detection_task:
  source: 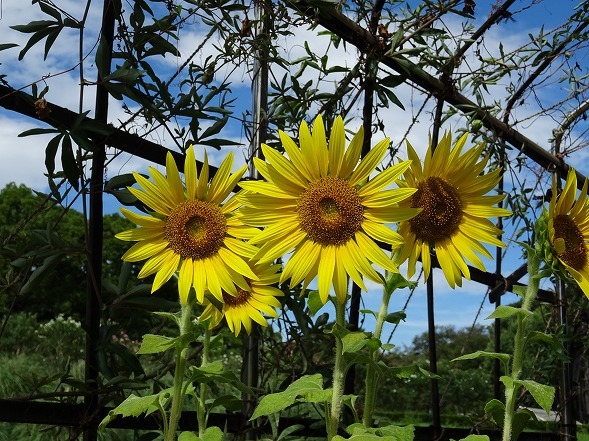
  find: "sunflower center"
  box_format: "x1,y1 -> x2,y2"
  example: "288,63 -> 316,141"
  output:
297,176 -> 364,246
408,176 -> 463,243
553,214 -> 587,271
165,199 -> 227,260
222,288 -> 251,307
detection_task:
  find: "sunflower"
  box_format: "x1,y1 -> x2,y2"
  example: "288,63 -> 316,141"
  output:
394,132 -> 512,288
547,168 -> 589,299
116,146 -> 260,305
239,115 -> 418,304
199,261 -> 284,335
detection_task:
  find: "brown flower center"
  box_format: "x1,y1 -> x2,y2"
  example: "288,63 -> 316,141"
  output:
222,287 -> 251,307
165,200 -> 227,260
553,214 -> 587,271
297,176 -> 364,246
409,176 -> 463,243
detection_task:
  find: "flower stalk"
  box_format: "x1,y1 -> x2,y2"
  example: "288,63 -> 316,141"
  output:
165,303 -> 192,441
363,287 -> 393,428
501,249 -> 539,441
197,326 -> 212,437
327,300 -> 347,441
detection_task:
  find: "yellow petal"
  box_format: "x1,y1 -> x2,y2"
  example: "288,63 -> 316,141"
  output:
281,239 -> 321,286
116,228 -> 164,242
358,160 -> 412,197
166,151 -> 184,203
122,239 -> 169,262
185,145 -> 197,200
340,126 -> 363,178
254,230 -> 306,264
138,249 -> 173,278
338,245 -> 367,291
362,220 -> 404,247
128,187 -> 171,216
328,116 -> 345,177
218,247 -> 258,280
279,131 -> 315,182
193,260 -> 207,303
120,208 -> 165,228
310,116 -> 329,177
361,188 -> 417,208
355,231 -> 397,273
152,252 -> 180,292
317,246 -> 336,304
261,144 -> 308,190
349,137 -> 388,186
208,153 -> 234,203
197,150 -> 210,199
178,258 -> 194,305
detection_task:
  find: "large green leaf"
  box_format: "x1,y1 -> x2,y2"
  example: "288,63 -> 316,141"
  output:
250,373 -> 324,420
99,390 -> 171,429
516,379 -> 555,414
137,334 -> 177,354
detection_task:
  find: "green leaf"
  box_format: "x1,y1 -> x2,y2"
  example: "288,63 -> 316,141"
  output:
20,254 -> 62,295
277,425 -> 305,440
178,432 -> 200,441
484,399 -> 504,426
451,436 -> 490,441
250,374 -> 324,420
61,134 -> 79,189
189,360 -> 252,394
516,379 -> 555,414
99,390 -> 171,429
526,331 -> 563,350
307,290 -> 324,315
19,128 -> 60,137
341,331 -> 369,354
137,334 -> 177,354
201,426 -> 223,441
103,67 -> 145,84
452,351 -> 510,372
512,408 -> 537,441
11,20 -> 56,33
0,43 -> 18,51
343,423 -> 414,441
384,272 -> 416,295
384,311 -> 407,325
45,133 -> 63,175
210,395 -> 242,412
486,305 -> 532,320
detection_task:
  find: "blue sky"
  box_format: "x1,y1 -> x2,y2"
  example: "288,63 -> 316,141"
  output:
0,0 -> 587,347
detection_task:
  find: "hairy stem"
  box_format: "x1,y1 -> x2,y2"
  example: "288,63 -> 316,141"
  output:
502,250 -> 539,441
198,326 -> 212,437
165,303 -> 192,441
328,300 -> 347,441
363,288 -> 393,427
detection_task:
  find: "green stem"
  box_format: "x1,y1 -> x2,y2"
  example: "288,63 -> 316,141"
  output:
363,288 -> 393,428
197,326 -> 211,437
502,250 -> 540,441
165,303 -> 192,441
327,300 -> 347,441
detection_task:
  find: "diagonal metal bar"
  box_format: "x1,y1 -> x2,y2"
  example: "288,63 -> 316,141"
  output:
0,84 -> 218,176
286,0 -> 587,187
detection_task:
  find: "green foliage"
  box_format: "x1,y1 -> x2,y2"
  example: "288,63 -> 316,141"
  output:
251,373 -> 326,419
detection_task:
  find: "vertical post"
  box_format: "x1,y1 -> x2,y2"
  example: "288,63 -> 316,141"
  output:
494,149 -> 505,400
427,99 -> 444,438
345,50 -> 377,406
553,128 -> 577,441
84,1 -> 116,440
243,0 -> 269,435
556,280 -> 577,440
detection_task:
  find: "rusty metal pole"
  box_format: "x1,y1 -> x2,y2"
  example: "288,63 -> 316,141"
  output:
84,0 -> 116,439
